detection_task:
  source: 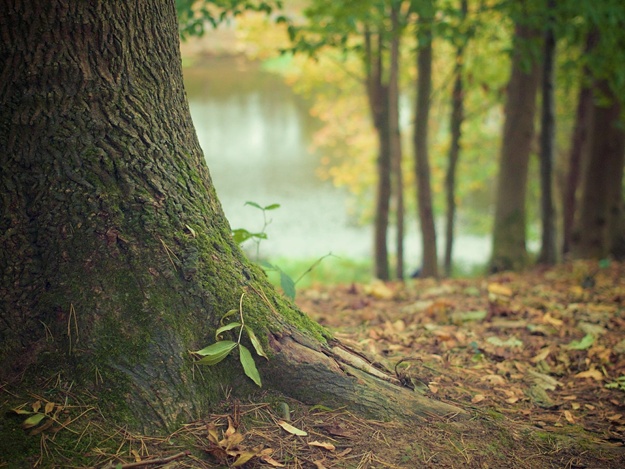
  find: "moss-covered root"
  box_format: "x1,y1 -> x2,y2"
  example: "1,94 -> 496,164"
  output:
262,330 -> 466,422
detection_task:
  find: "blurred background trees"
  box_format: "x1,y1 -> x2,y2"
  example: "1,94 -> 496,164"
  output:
177,0 -> 625,279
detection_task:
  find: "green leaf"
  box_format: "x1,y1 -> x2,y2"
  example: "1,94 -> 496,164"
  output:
244,201 -> 263,210
239,344 -> 262,387
245,326 -> 268,359
279,270 -> 296,300
232,229 -> 267,244
567,334 -> 595,350
22,413 -> 46,429
221,309 -> 239,322
216,322 -> 241,339
260,260 -> 276,270
13,408 -> 32,415
263,203 -> 281,210
194,341 -> 237,365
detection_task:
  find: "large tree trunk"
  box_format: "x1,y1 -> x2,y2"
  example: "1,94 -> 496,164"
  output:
490,23 -> 540,272
443,0 -> 467,278
537,0 -> 557,265
365,29 -> 392,281
0,0 -> 461,435
413,0 -> 438,278
572,82 -> 625,259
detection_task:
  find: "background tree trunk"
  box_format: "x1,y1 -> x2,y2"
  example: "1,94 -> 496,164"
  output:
537,0 -> 557,265
390,2 -> 405,280
443,0 -> 467,278
572,81 -> 625,259
0,0 -> 462,435
365,29 -> 392,280
414,0 -> 438,278
562,33 -> 595,257
490,23 -> 540,272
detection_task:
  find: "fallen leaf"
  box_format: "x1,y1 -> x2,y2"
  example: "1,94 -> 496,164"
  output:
313,461 -> 328,469
575,369 -> 603,381
232,451 -> 258,467
564,410 -> 575,424
44,401 -> 55,414
309,441 -> 336,451
530,347 -> 551,363
481,374 -> 506,385
543,313 -> 563,327
527,369 -> 562,390
488,283 -> 513,297
471,394 -> 486,404
607,414 -> 623,421
278,420 -> 307,436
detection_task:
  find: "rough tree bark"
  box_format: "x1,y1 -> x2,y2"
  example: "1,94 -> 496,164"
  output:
490,23 -> 540,272
562,33 -> 595,256
413,0 -> 439,278
571,82 -> 625,259
443,0 -> 467,278
0,0 -> 461,435
537,0 -> 557,265
365,28 -> 392,281
389,2 -> 405,280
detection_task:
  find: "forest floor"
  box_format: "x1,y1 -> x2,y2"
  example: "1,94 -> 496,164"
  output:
4,260 -> 625,468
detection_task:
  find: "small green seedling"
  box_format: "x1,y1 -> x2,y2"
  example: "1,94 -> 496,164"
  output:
232,201 -> 331,300
232,201 -> 280,261
191,294 -> 267,387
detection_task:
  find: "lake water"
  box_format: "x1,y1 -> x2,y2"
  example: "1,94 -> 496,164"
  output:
183,56 -> 491,271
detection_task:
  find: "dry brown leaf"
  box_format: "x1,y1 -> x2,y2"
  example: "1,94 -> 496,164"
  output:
471,394 -> 486,404
278,420 -> 307,436
309,441 -> 336,451
44,401 -> 55,414
260,455 -> 285,467
607,414 -> 623,421
225,416 -> 236,437
232,451 -> 257,467
488,283 -> 513,297
131,449 -> 141,462
542,313 -> 563,327
207,423 -> 220,444
481,374 -> 506,385
32,400 -> 41,413
530,347 -> 551,363
574,369 -> 603,381
313,460 -> 328,469
336,448 -> 353,457
564,410 -> 575,424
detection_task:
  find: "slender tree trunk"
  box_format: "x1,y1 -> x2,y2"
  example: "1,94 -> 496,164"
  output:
365,29 -> 392,280
414,0 -> 438,278
490,23 -> 540,272
572,82 -> 625,259
390,3 -> 405,280
0,0 -> 461,435
537,0 -> 557,265
562,33 -> 595,256
444,0 -> 467,278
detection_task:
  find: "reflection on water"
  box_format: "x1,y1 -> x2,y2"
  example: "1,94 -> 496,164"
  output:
184,56 -> 490,268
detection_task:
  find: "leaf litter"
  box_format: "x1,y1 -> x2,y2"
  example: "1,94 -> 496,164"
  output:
4,260 -> 625,468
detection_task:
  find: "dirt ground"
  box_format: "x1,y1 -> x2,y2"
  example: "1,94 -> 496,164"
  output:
3,260 -> 625,468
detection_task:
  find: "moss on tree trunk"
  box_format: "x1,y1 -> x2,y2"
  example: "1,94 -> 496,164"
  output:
0,0 -> 463,436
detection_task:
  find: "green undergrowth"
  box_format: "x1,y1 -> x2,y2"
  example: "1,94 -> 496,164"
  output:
262,256 -> 373,289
